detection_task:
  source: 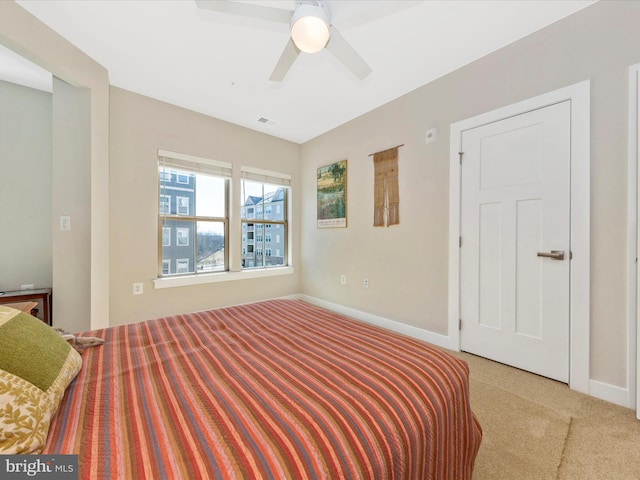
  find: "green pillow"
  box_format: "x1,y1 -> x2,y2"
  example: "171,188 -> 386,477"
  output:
0,306 -> 82,454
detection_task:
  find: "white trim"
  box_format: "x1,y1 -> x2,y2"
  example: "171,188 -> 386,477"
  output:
589,379 -> 629,409
153,266 -> 294,289
449,80 -> 591,394
630,63 -> 640,417
297,295 -> 452,349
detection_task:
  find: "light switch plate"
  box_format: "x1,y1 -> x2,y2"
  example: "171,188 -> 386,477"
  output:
60,215 -> 71,231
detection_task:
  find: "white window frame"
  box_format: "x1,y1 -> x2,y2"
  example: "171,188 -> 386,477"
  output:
240,174 -> 287,270
157,149 -> 230,279
162,260 -> 171,275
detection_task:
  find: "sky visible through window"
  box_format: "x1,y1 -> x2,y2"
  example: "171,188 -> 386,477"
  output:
191,176 -> 274,235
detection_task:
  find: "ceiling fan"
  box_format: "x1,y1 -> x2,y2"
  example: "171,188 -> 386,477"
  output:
195,0 -> 372,81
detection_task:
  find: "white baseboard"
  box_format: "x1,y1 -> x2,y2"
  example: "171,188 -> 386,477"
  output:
286,294 -> 634,411
589,379 -> 631,409
293,294 -> 455,351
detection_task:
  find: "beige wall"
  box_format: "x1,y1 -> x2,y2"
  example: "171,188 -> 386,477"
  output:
0,80 -> 52,293
51,77 -> 91,333
0,1 -> 110,330
108,87 -> 301,325
300,1 -> 640,389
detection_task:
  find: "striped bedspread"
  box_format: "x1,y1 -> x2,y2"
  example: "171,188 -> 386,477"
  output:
44,299 -> 481,479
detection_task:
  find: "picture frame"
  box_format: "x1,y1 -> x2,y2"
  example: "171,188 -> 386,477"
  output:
317,159 -> 347,228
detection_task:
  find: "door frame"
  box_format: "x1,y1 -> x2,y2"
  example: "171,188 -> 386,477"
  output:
448,80 -> 591,394
630,63 -> 639,418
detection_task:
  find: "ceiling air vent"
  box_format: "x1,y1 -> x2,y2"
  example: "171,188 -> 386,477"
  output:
257,117 -> 276,126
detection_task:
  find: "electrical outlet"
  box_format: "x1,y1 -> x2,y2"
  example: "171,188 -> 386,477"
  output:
132,282 -> 143,295
340,274 -> 347,285
21,284 -> 34,290
363,278 -> 369,288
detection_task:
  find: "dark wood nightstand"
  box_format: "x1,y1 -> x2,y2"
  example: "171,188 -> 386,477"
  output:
0,288 -> 52,325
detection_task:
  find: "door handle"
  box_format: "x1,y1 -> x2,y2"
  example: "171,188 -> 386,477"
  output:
537,250 -> 565,260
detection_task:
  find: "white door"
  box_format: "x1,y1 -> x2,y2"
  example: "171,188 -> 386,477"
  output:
460,101 -> 571,383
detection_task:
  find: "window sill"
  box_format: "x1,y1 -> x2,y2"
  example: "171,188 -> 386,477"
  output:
153,266 -> 294,290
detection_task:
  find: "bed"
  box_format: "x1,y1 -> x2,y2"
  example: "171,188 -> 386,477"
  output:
42,299 -> 481,479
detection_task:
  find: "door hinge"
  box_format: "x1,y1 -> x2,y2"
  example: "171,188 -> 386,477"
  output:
459,236 -> 462,248
459,319 -> 462,330
458,151 -> 464,164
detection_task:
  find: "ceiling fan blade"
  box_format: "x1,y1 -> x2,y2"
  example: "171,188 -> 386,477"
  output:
325,25 -> 372,80
195,0 -> 291,23
269,39 -> 300,82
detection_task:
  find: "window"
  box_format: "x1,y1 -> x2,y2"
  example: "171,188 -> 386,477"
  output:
160,195 -> 171,214
155,151 -> 292,286
176,196 -> 189,216
158,150 -> 231,277
176,228 -> 190,246
240,167 -> 290,270
176,259 -> 189,274
162,227 -> 171,247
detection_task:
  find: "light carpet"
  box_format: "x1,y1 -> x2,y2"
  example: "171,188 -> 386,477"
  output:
447,350 -> 640,480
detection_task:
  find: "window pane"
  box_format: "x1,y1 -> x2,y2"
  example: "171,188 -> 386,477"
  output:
241,179 -> 287,270
196,221 -> 225,272
162,219 -> 195,275
159,159 -> 228,277
196,175 -> 226,217
242,180 -> 285,221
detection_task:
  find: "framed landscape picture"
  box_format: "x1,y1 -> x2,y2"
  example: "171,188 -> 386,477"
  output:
317,160 -> 347,228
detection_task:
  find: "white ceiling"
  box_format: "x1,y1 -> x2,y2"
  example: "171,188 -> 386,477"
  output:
9,0 -> 596,144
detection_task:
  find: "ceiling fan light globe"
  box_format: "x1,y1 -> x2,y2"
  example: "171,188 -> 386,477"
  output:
291,15 -> 329,53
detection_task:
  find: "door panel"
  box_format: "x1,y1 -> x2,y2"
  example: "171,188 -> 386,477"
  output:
460,101 -> 571,382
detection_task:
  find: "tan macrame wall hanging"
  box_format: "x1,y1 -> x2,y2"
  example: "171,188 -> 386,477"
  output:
371,145 -> 403,227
